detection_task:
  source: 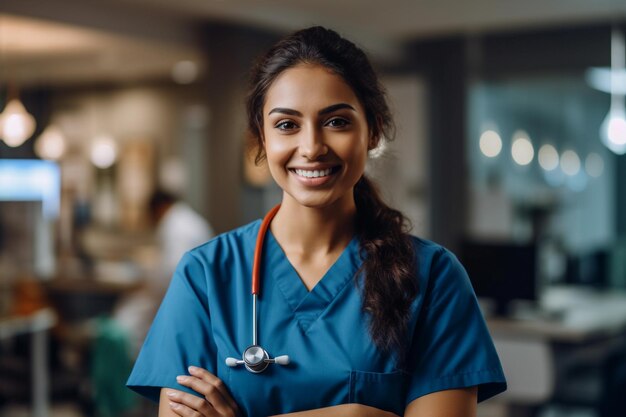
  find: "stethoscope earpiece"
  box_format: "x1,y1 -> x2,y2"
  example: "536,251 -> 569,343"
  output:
225,205 -> 290,374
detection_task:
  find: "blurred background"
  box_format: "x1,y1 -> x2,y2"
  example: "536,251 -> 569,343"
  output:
1,1 -> 626,416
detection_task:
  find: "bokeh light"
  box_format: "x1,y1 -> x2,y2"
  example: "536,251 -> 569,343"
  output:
511,131 -> 534,166
560,150 -> 581,176
585,152 -> 604,178
479,129 -> 502,157
538,144 -> 559,171
90,135 -> 118,169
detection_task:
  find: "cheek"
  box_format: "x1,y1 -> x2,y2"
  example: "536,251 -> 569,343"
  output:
337,139 -> 368,169
350,155 -> 367,181
263,137 -> 293,174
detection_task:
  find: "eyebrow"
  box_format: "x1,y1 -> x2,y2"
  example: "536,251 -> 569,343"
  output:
268,103 -> 356,117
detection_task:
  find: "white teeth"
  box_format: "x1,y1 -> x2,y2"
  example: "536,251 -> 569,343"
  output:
294,168 -> 333,178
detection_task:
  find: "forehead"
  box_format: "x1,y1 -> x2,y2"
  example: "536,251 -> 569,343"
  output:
263,64 -> 361,114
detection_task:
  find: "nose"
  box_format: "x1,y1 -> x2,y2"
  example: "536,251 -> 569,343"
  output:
299,125 -> 328,160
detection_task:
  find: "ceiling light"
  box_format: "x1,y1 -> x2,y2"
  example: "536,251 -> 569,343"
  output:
585,153 -> 604,178
586,67 -> 626,94
479,129 -> 502,157
560,150 -> 581,176
0,99 -> 37,147
90,135 -> 118,169
511,130 -> 534,166
35,125 -> 67,160
599,27 -> 626,155
538,144 -> 559,171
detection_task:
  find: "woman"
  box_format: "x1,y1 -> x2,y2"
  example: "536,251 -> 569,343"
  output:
127,26 -> 506,417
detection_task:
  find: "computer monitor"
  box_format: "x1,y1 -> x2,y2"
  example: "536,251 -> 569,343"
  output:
0,159 -> 60,219
460,240 -> 537,317
565,249 -> 608,288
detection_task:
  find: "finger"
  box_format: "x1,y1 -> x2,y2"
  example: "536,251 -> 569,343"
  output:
168,401 -> 204,417
167,390 -> 215,417
188,366 -> 240,415
177,375 -> 233,416
167,400 -> 186,417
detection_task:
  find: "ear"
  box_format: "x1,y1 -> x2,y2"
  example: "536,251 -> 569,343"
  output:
367,115 -> 384,150
368,131 -> 381,151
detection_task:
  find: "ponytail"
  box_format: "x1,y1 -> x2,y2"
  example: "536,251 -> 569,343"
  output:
354,175 -> 418,365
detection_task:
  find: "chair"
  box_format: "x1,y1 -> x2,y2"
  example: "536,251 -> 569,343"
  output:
492,336 -> 554,417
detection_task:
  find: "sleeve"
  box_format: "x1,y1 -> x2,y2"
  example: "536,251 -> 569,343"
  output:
126,252 -> 217,402
405,247 -> 507,406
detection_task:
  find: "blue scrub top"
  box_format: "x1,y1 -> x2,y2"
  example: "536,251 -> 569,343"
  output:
127,220 -> 506,416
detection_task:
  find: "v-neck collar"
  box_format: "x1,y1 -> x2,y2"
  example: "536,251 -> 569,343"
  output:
263,229 -> 362,332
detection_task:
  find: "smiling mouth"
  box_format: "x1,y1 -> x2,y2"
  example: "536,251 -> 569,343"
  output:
290,167 -> 340,178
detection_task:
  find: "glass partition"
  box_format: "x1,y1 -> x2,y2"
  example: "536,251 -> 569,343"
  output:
466,75 -> 622,291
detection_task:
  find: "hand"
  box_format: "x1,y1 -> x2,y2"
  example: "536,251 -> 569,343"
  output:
166,366 -> 241,417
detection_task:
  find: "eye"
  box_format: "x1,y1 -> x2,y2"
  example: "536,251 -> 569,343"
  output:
275,120 -> 298,131
325,117 -> 350,128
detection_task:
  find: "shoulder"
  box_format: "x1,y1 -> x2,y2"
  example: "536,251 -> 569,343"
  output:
407,236 -> 472,300
408,235 -> 463,273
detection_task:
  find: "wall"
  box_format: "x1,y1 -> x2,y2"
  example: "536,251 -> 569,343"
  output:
369,75 -> 431,238
201,25 -> 280,232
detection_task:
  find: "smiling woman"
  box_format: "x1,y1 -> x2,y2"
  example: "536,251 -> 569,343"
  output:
262,65 -> 370,211
126,26 -> 506,417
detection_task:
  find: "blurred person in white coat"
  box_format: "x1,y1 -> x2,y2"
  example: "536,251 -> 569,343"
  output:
149,190 -> 215,292
115,190 -> 214,353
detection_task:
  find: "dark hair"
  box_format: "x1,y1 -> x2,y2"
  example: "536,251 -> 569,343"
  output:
245,26 -> 418,363
149,190 -> 177,215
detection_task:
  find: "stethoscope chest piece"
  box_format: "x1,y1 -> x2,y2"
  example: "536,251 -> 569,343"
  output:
225,345 -> 290,373
244,345 -> 269,373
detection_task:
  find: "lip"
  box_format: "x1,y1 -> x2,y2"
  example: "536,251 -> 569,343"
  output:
288,165 -> 341,187
288,164 -> 339,171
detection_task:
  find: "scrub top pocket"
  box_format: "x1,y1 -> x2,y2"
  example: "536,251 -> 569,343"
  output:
349,370 -> 407,416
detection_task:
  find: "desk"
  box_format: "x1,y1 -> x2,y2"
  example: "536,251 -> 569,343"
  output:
487,285 -> 626,340
0,309 -> 57,417
45,278 -> 141,323
486,286 -> 626,412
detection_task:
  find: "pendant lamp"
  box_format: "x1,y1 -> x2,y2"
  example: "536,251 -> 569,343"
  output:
0,98 -> 36,147
600,27 -> 626,155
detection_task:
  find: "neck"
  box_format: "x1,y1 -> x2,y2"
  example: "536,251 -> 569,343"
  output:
270,194 -> 356,255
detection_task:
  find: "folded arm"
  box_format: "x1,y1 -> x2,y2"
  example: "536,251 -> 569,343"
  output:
270,404 -> 398,417
162,366 -> 477,417
272,386 -> 478,417
404,387 -> 478,417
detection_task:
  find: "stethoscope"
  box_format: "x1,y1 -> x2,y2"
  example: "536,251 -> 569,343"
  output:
225,204 -> 290,373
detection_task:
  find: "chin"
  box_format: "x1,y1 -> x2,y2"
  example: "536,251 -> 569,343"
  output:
291,197 -> 335,209
284,190 -> 351,211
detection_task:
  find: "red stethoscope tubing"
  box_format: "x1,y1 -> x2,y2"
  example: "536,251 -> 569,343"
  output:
226,203 -> 290,371
252,204 -> 281,295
